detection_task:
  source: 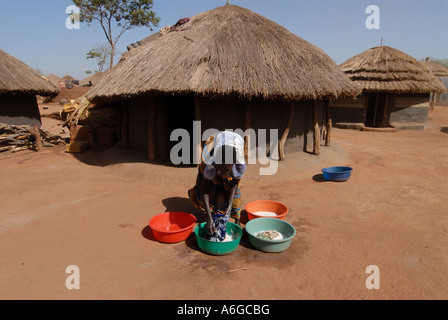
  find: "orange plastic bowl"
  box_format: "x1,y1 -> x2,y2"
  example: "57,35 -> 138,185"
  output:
245,200 -> 289,221
149,212 -> 197,243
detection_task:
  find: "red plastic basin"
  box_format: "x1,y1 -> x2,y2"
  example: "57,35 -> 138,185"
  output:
149,212 -> 197,243
245,200 -> 289,221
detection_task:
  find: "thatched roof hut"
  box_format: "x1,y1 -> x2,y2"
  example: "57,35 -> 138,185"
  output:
87,5 -> 359,103
0,49 -> 58,126
45,74 -> 62,86
422,60 -> 448,78
341,46 -> 446,94
80,71 -> 107,87
422,60 -> 448,106
331,46 -> 446,129
0,50 -> 59,97
86,5 -> 361,162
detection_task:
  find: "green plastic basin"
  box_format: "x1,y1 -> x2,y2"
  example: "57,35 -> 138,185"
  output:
195,222 -> 243,256
245,218 -> 296,253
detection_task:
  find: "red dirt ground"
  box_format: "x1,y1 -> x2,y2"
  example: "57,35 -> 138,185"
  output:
51,87 -> 91,103
0,106 -> 447,300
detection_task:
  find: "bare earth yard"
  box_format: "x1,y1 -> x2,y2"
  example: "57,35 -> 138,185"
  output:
1,105 -> 447,300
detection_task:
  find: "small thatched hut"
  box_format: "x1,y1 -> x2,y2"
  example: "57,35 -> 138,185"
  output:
0,49 -> 59,126
87,5 -> 360,163
330,46 -> 446,129
422,59 -> 448,106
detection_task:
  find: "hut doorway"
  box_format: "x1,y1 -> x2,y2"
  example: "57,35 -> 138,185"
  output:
165,95 -> 196,165
365,93 -> 388,127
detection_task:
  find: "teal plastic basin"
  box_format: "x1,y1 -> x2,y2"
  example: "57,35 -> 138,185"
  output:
245,218 -> 296,253
195,222 -> 243,256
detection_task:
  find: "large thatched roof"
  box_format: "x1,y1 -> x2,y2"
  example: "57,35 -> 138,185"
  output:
422,60 -> 448,78
0,49 -> 59,97
341,46 -> 446,94
87,5 -> 361,103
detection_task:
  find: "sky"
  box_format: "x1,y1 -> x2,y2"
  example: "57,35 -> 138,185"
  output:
0,0 -> 447,80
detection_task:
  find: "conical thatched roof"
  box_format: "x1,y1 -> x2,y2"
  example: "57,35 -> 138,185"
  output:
0,49 -> 59,97
422,60 -> 448,78
80,71 -> 107,87
87,5 -> 361,103
45,74 -> 61,86
341,46 -> 446,94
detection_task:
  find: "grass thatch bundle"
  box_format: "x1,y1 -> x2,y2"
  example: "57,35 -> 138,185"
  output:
0,49 -> 59,97
87,5 -> 361,103
422,60 -> 448,78
341,46 -> 446,94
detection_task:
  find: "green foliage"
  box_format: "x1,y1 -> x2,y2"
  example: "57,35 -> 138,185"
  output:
73,0 -> 160,30
86,43 -> 119,72
72,0 -> 160,69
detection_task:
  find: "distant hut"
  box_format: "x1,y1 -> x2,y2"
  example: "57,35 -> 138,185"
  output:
58,75 -> 77,89
45,74 -> 62,86
86,5 -> 360,163
422,59 -> 448,106
80,71 -> 106,87
330,46 -> 446,129
0,49 -> 59,126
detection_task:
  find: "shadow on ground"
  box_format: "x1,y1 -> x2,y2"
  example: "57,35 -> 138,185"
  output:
71,143 -> 196,168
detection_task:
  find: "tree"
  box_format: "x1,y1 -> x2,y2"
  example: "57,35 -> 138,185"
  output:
73,0 -> 160,70
86,43 -> 119,72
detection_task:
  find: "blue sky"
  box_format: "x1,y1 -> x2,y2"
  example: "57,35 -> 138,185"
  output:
0,0 -> 447,80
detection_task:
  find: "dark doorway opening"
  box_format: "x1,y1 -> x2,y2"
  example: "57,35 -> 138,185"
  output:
165,95 -> 196,165
365,93 -> 387,127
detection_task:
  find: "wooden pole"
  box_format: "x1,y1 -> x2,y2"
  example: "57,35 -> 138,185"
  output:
373,92 -> 380,127
429,93 -> 435,111
313,100 -> 320,155
244,102 -> 251,161
363,93 -> 369,125
382,94 -> 390,127
148,97 -> 156,162
194,95 -> 202,165
324,100 -> 332,147
278,102 -> 294,160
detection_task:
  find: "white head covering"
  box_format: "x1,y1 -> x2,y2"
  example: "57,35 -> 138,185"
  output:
202,131 -> 246,180
203,131 -> 245,165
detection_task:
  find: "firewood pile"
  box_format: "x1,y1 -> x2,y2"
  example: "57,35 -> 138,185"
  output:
0,123 -> 65,153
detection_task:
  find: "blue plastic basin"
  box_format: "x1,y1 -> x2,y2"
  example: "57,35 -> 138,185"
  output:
321,166 -> 353,182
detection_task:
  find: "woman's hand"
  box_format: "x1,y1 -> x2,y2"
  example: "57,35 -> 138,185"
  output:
206,215 -> 217,235
224,179 -> 239,220
224,206 -> 232,221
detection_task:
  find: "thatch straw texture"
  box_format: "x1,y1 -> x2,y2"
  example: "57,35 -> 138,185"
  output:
341,46 -> 446,94
87,5 -> 361,103
422,61 -> 448,78
45,74 -> 61,86
80,71 -> 107,87
0,49 -> 59,97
